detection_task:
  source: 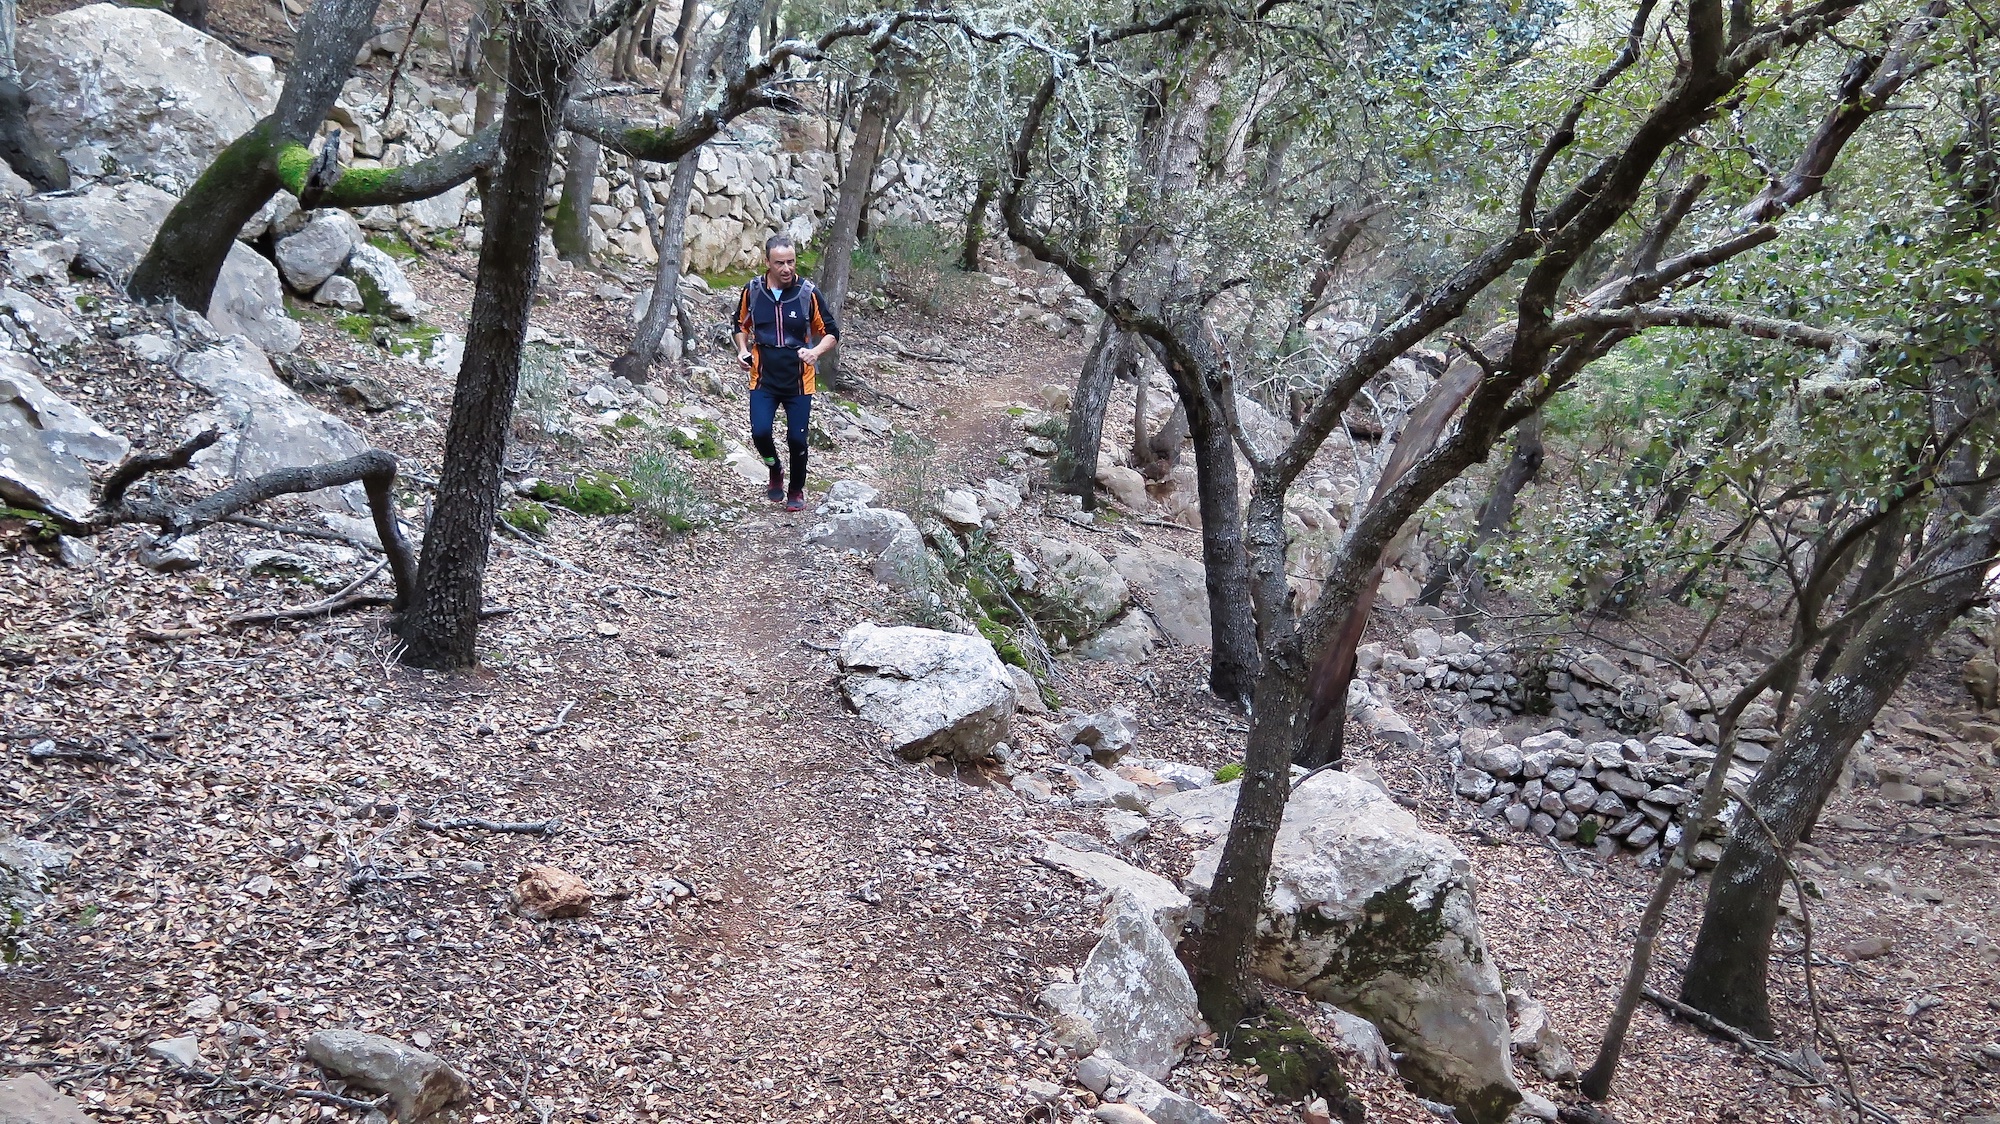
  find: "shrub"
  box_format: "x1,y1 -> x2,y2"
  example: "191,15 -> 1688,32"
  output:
665,418 -> 725,460
514,341 -> 569,436
1214,763 -> 1244,783
885,430 -> 939,520
626,448 -> 711,533
501,501 -> 552,537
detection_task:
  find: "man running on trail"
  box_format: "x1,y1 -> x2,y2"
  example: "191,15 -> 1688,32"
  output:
735,235 -> 839,512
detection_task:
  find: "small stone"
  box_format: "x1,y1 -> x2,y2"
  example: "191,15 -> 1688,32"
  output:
305,1029 -> 470,1121
1503,803 -> 1531,831
1538,791 -> 1565,815
1093,1106 -> 1156,1124
1591,791 -> 1628,817
1454,766 -> 1497,801
138,534 -> 202,572
1519,752 -> 1551,779
1561,782 -> 1599,813
147,1035 -> 203,1069
313,275 -> 366,311
1626,822 -> 1660,849
1647,783 -> 1693,806
1555,811 -> 1580,840
1609,812 -> 1644,837
1467,743 -> 1523,777
1544,766 -> 1577,792
1843,935 -> 1893,961
183,994 -> 222,1021
1530,812 -> 1557,836
512,864 -> 593,919
1102,809 -> 1149,846
0,1075 -> 94,1124
1691,840 -> 1723,868
1880,780 -> 1924,804
53,535 -> 97,568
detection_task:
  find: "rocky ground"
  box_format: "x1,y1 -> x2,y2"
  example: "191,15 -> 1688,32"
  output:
4,197 -> 1997,1123
2,2 -> 1998,1121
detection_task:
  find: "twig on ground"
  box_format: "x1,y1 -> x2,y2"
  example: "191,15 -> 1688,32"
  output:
184,1065 -> 389,1113
985,1009 -> 1049,1029
229,561 -> 391,626
529,701 -> 577,735
222,513 -> 384,554
23,794 -> 91,835
1640,988 -> 1898,1124
416,816 -> 564,836
26,740 -> 122,765
495,520 -> 673,597
801,639 -> 842,652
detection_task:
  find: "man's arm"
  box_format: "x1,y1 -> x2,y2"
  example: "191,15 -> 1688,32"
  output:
805,291 -> 840,361
734,286 -> 753,366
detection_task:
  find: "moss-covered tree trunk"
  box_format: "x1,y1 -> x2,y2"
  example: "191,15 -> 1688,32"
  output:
128,0 -> 383,310
612,152 -> 699,381
397,0 -> 576,670
550,0 -> 600,267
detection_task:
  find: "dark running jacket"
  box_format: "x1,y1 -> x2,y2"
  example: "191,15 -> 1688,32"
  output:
736,277 -> 839,394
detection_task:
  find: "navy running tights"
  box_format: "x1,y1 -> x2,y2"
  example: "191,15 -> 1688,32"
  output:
749,386 -> 811,490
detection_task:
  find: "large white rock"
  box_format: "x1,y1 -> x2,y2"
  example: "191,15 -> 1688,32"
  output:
1038,842 -> 1189,940
838,623 -> 1016,761
22,181 -> 176,281
805,506 -> 929,590
1075,1051 -> 1226,1124
275,211 -> 362,294
19,4 -> 280,190
209,243 -> 302,355
346,243 -> 422,320
0,288 -> 83,351
174,337 -> 371,510
1038,894 -> 1205,1081
1076,610 -> 1162,664
1179,772 -> 1520,1124
0,1074 -> 95,1124
1110,545 -> 1209,646
0,357 -> 125,522
1027,535 -> 1129,633
399,182 -> 470,232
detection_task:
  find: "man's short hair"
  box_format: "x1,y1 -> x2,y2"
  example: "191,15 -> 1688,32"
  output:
764,234 -> 796,257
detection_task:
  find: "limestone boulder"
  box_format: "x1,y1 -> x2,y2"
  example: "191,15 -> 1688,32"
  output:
0,1074 -> 94,1124
209,243 -> 302,355
1077,610 -> 1162,664
1096,463 -> 1149,510
0,835 -> 71,914
1026,535 -> 1129,633
1037,842 -> 1189,940
1179,772 -> 1520,1124
22,181 -> 175,281
1038,894 -> 1204,1081
19,4 -> 280,190
346,243 -> 422,320
275,211 -> 362,294
0,358 -> 126,522
838,623 -> 1016,761
1110,545 -> 1209,647
174,337 -> 371,510
0,289 -> 83,351
804,505 -> 929,589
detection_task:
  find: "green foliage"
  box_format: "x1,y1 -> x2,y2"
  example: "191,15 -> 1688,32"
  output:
501,501 -> 552,538
626,447 -> 712,533
856,220 -> 975,315
514,342 -> 569,437
1023,415 -> 1066,442
884,430 -> 940,520
529,472 -> 636,516
1214,762 -> 1244,783
665,418 -> 727,460
367,233 -> 420,261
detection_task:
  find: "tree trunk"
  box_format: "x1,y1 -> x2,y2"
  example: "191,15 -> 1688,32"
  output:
1810,510 -> 1907,679
663,0 -> 699,109
1419,408 -> 1543,621
128,0 -> 383,311
815,67 -> 894,389
396,0 -> 573,670
172,0 -> 208,33
551,0 -> 601,268
611,152 -> 699,381
472,0 -> 509,137
1184,368 -> 1260,705
960,171 -> 995,272
1056,322 -> 1131,505
1680,501 -> 2000,1035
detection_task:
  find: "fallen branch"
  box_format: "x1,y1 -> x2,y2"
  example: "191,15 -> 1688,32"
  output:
227,562 -> 391,626
24,794 -> 91,835
175,1065 -> 388,1113
26,739 -> 121,765
528,701 -> 576,735
416,816 -> 563,836
1641,988 -> 1898,1124
222,513 -> 384,554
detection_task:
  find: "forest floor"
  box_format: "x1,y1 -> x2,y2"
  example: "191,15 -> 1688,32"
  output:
5,224 -> 1997,1124
4,0 -> 1999,1121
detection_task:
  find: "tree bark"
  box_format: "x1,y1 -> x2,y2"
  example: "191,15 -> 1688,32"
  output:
1418,408 -> 1544,622
611,152 -> 699,381
1680,500 -> 2000,1035
396,0 -> 575,670
815,67 -> 895,389
959,171 -> 995,272
550,0 -> 602,267
1056,322 -> 1131,504
1810,509 -> 1907,679
129,0 -> 384,310
472,0 -> 509,135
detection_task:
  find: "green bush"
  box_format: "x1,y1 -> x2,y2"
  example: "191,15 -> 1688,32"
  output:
529,472 -> 635,516
885,430 -> 939,520
514,341 -> 569,436
626,449 -> 710,533
1214,763 -> 1244,783
665,418 -> 726,460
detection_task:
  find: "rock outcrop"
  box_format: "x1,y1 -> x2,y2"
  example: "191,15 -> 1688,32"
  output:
174,336 -> 372,510
1174,773 -> 1520,1124
19,3 -> 280,190
838,623 -> 1016,761
0,358 -> 125,522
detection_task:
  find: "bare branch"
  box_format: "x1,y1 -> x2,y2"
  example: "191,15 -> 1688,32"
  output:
1551,303 -> 1889,351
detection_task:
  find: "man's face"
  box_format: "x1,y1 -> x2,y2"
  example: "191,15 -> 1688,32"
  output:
766,247 -> 798,287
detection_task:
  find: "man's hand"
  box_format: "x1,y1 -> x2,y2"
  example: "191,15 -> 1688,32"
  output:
798,347 -> 816,364
738,350 -> 752,368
